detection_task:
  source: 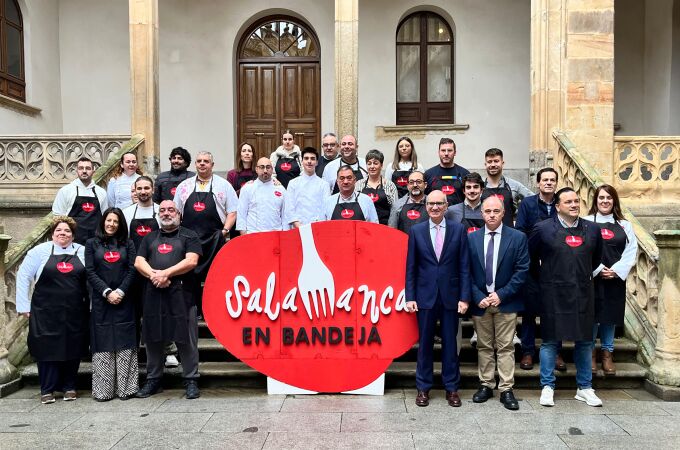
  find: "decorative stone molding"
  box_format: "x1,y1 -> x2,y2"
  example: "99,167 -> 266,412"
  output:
334,0 -> 358,137
374,124 -> 469,140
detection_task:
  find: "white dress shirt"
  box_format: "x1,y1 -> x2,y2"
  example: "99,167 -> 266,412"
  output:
107,173 -> 141,209
323,192 -> 379,223
52,179 -> 108,216
484,224 -> 503,293
122,203 -> 160,233
284,172 -> 330,226
583,213 -> 638,279
321,157 -> 368,190
174,175 -> 238,223
236,179 -> 287,233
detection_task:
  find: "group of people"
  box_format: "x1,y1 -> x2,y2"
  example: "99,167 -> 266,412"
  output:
17,132 -> 637,410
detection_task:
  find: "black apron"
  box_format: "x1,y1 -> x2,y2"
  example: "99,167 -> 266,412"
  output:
539,223 -> 595,341
481,178 -> 515,227
159,171 -> 191,201
68,186 -> 101,245
331,193 -> 366,221
129,205 -> 160,250
181,179 -> 225,280
275,155 -> 301,188
397,201 -> 427,234
428,175 -> 463,206
89,239 -> 137,353
361,180 -> 390,225
332,161 -> 367,194
236,171 -> 256,189
461,205 -> 484,235
391,169 -> 412,199
142,230 -> 193,344
28,245 -> 88,361
594,216 -> 628,325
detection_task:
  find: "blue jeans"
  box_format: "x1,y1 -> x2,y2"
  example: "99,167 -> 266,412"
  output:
540,340 -> 593,389
521,314 -> 562,356
593,323 -> 615,353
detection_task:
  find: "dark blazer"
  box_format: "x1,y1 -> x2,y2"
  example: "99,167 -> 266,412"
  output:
406,219 -> 471,309
467,225 -> 529,316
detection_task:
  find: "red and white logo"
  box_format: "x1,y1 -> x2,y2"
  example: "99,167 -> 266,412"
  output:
340,209 -> 355,219
406,209 -> 421,220
280,162 -> 292,172
157,243 -> 173,254
467,227 -> 480,234
56,262 -> 74,273
492,194 -> 505,201
103,251 -> 121,263
193,202 -> 206,212
81,202 -> 95,213
367,193 -> 379,203
274,191 -> 283,197
170,187 -> 177,196
565,235 -> 584,247
203,222 -> 418,393
442,185 -> 455,195
396,176 -> 408,187
601,228 -> 615,240
136,225 -> 153,236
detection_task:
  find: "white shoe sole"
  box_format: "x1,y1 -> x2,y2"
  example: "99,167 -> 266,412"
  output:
539,398 -> 554,407
574,394 -> 602,407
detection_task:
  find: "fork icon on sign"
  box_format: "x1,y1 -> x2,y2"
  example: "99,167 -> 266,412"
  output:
297,224 -> 336,320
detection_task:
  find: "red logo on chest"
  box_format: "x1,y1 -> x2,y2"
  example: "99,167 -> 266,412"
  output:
136,225 -> 153,236
467,227 -> 480,234
396,176 -> 408,187
56,262 -> 74,273
103,251 -> 121,263
442,185 -> 455,195
565,235 -> 584,247
367,193 -> 379,203
193,202 -> 206,212
406,210 -> 421,220
601,228 -> 615,240
341,209 -> 355,219
274,191 -> 283,197
280,162 -> 292,172
170,187 -> 177,196
81,202 -> 95,213
158,243 -> 173,254
492,193 -> 505,201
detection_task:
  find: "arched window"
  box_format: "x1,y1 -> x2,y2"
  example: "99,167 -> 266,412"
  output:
396,12 -> 453,124
0,0 -> 25,102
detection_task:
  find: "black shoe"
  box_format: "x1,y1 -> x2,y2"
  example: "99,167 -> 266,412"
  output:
185,379 -> 200,400
500,390 -> 519,410
136,379 -> 163,398
472,386 -> 494,403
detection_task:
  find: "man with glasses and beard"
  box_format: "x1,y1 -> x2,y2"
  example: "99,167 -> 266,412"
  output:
388,170 -> 428,234
316,133 -> 340,177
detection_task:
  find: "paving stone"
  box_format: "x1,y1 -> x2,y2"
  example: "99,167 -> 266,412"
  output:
472,413 -> 627,435
156,397 -> 284,413
558,435 -> 680,449
65,412 -> 212,432
0,399 -> 40,412
608,415 -> 680,436
263,432 -> 414,449
653,401 -> 680,416
341,412 -> 480,433
514,388 -> 633,401
623,389 -> 663,401
2,387 -> 42,399
405,396 -> 534,413
202,412 -> 341,433
0,412 -> 84,433
281,397 -> 406,413
36,396 -> 166,413
413,432 -> 567,449
523,399 -> 669,415
0,431 -> 126,450
112,431 -> 267,450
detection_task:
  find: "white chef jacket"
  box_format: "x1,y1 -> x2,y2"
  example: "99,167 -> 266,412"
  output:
236,179 -> 287,233
107,173 -> 141,210
52,179 -> 108,216
583,213 -> 638,279
284,172 -> 331,226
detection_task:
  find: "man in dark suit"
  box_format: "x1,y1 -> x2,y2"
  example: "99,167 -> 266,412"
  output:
405,190 -> 471,407
468,196 -> 529,410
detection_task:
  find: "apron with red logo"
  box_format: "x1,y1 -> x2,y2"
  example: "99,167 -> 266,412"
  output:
159,171 -> 191,202
593,215 -> 628,325
539,223 -> 595,341
461,204 -> 484,234
28,245 -> 88,361
331,193 -> 366,221
428,175 -> 463,206
89,239 -> 136,353
361,180 -> 390,225
398,201 -> 427,234
332,161 -> 368,195
129,204 -> 160,250
275,156 -> 301,188
68,186 -> 101,245
391,169 -> 412,199
481,178 -> 515,227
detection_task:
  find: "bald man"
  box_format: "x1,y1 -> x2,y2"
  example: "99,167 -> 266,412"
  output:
236,157 -> 287,234
321,134 -> 368,194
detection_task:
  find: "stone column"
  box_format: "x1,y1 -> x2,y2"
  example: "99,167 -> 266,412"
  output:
0,230 -> 19,395
129,0 -> 160,175
334,0 -> 358,138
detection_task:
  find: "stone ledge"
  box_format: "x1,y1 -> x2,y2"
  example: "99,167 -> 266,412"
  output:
0,376 -> 22,398
0,94 -> 41,116
375,124 -> 469,140
644,379 -> 680,401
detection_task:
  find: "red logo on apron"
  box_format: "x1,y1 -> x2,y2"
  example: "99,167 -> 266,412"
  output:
280,162 -> 292,172
136,225 -> 152,236
56,262 -> 74,273
467,227 -> 480,234
396,176 -> 408,187
158,243 -> 173,254
170,187 -> 177,196
275,191 -> 283,197
81,202 -> 95,213
341,209 -> 355,219
565,235 -> 583,247
406,210 -> 421,220
103,251 -> 121,263
601,228 -> 615,240
240,181 -> 247,187
367,193 -> 379,203
493,194 -> 505,201
442,185 -> 455,195
193,202 -> 206,212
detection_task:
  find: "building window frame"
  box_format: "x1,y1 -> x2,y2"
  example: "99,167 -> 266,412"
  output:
0,0 -> 26,102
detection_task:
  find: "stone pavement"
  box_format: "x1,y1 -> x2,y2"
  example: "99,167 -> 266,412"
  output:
1,387 -> 680,449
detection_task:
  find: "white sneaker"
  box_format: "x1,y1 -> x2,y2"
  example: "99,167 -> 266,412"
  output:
165,355 -> 179,368
513,332 -> 521,346
575,388 -> 602,407
470,331 -> 477,347
539,386 -> 555,407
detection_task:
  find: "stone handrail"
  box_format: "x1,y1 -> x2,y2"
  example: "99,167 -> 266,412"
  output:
0,134 -> 145,377
553,131 -> 659,365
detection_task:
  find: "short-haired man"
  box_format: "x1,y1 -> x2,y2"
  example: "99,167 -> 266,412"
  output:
154,147 -> 195,203
445,172 -> 485,234
323,165 -> 378,222
425,138 -> 470,206
530,187 -> 603,408
124,176 -> 160,250
481,148 -> 533,227
388,170 -> 428,234
321,135 -> 368,194
52,157 -> 108,244
236,157 -> 287,234
134,200 -> 202,399
285,147 -> 331,227
467,196 -> 529,410
316,133 -> 340,177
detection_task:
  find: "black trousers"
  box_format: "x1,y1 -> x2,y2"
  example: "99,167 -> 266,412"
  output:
37,360 -> 80,395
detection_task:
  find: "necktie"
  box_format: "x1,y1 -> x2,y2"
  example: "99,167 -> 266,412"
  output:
435,224 -> 443,260
485,231 -> 497,287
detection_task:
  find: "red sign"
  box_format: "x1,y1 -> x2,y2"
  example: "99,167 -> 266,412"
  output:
406,209 -> 421,220
280,162 -> 292,172
601,228 -> 615,240
203,221 -> 418,392
103,251 -> 121,263
81,202 -> 95,213
396,176 -> 408,187
158,243 -> 173,254
367,193 -> 379,203
565,235 -> 583,247
274,191 -> 283,197
56,262 -> 74,273
442,185 -> 455,195
193,202 -> 206,212
340,209 -> 355,219
170,187 -> 177,196
467,227 -> 480,234
136,225 -> 153,236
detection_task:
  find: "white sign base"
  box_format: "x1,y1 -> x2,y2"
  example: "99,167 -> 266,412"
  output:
267,373 -> 385,396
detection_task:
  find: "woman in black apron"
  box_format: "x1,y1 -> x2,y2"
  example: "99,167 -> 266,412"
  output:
270,131 -> 302,188
16,217 -> 88,404
386,137 -> 424,199
585,185 -> 637,375
226,142 -> 257,195
357,149 -> 399,225
85,208 -> 138,401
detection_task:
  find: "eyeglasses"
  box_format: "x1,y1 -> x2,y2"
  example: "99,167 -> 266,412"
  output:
426,201 -> 447,207
340,142 -> 356,146
408,180 -> 424,185
322,143 -> 337,148
482,209 -> 502,214
256,165 -> 273,170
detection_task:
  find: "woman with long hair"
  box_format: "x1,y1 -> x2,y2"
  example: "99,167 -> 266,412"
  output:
385,137 -> 424,198
107,152 -> 143,209
227,142 -> 257,194
270,130 -> 302,188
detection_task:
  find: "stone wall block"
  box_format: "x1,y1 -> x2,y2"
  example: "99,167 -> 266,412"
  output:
567,0 -> 614,10
568,58 -> 614,82
567,34 -> 614,58
568,10 -> 614,34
